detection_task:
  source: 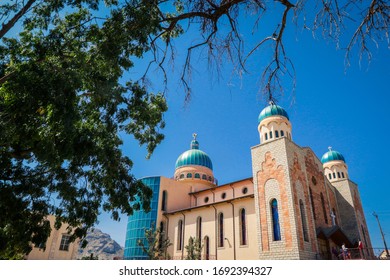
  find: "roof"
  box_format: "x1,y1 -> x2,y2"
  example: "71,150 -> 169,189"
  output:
316,225 -> 353,247
175,135 -> 213,170
258,104 -> 289,123
321,149 -> 345,164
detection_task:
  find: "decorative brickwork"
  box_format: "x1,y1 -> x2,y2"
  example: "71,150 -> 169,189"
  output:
290,152 -> 317,253
257,151 -> 292,251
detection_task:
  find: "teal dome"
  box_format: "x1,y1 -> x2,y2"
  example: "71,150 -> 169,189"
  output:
175,136 -> 213,170
258,104 -> 289,123
321,149 -> 345,164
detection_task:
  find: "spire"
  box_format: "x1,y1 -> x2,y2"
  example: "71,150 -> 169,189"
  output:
190,133 -> 199,149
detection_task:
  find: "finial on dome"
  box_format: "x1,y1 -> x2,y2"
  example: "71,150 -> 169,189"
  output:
190,133 -> 199,149
328,146 -> 332,151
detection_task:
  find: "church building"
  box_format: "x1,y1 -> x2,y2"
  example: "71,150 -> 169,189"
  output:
124,103 -> 373,260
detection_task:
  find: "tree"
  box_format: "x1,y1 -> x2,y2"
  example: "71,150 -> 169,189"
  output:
185,237 -> 203,260
0,1 -> 167,258
1,0 -> 388,259
137,226 -> 172,260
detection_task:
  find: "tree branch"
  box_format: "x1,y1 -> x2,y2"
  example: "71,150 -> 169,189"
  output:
0,0 -> 37,39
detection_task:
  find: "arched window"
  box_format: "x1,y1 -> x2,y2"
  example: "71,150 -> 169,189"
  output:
161,190 -> 167,211
265,133 -> 268,141
333,173 -> 336,179
180,174 -> 185,179
208,176 -> 212,182
337,172 -> 341,178
196,217 -> 202,240
281,130 -> 284,137
341,172 -> 345,178
320,193 -> 328,224
202,174 -> 207,180
275,130 -> 279,138
195,173 -> 200,179
269,131 -> 273,139
187,173 -> 192,178
177,220 -> 183,251
361,224 -> 368,249
309,187 -> 316,220
240,208 -> 247,245
300,200 -> 309,242
218,213 -> 224,247
271,199 -> 281,241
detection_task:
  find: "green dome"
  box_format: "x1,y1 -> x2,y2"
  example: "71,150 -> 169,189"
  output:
175,135 -> 213,170
258,104 -> 289,123
321,149 -> 345,164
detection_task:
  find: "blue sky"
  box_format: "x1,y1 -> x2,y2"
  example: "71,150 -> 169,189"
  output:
96,6 -> 390,254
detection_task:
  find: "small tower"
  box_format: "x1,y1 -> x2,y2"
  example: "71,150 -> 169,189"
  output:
321,147 -> 348,182
258,102 -> 292,144
174,133 -> 215,188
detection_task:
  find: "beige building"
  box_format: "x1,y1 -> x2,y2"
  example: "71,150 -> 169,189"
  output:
26,215 -> 79,260
124,103 -> 373,260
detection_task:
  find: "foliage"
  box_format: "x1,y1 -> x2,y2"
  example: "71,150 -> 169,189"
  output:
137,225 -> 172,260
185,237 -> 203,260
80,253 -> 99,260
1,0 -> 388,259
0,0 -> 167,258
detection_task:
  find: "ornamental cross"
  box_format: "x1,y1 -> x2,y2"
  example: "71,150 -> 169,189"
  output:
330,211 -> 336,226
193,133 -> 197,140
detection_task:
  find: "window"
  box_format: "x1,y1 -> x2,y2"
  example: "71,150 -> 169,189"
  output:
242,187 -> 248,194
196,217 -> 202,240
161,190 -> 167,211
312,176 -> 317,185
195,173 -> 200,179
333,173 -> 336,179
275,130 -> 279,138
337,172 -> 341,178
202,174 -> 207,180
341,172 -> 345,178
187,173 -> 192,178
300,200 -> 309,242
271,199 -> 281,241
221,192 -> 227,199
281,130 -> 284,137
218,213 -> 224,247
59,234 -> 71,251
265,133 -> 268,141
180,174 -> 185,179
309,187 -> 316,220
177,220 -> 183,251
269,131 -> 273,139
361,224 -> 368,249
320,193 -> 328,224
240,208 -> 247,245
204,197 -> 209,203
328,173 -> 332,180
208,176 -> 212,182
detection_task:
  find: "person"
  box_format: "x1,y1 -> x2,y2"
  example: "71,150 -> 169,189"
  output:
342,243 -> 350,259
